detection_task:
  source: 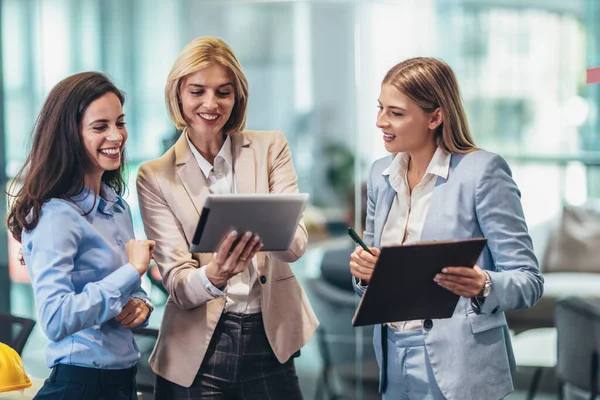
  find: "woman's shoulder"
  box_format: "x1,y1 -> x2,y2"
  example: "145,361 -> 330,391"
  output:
450,150 -> 513,187
139,147 -> 176,173
369,155 -> 394,179
22,199 -> 84,241
41,198 -> 87,217
453,149 -> 507,168
239,129 -> 286,145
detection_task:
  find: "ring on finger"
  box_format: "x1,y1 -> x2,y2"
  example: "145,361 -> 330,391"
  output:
239,257 -> 247,262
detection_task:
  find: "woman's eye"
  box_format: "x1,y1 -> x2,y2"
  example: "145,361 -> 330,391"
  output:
218,91 -> 231,97
93,125 -> 107,132
117,121 -> 127,128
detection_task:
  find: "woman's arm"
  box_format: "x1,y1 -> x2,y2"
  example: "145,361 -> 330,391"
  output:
474,154 -> 544,314
352,161 -> 378,296
268,131 -> 308,262
137,163 -> 218,310
23,201 -> 141,342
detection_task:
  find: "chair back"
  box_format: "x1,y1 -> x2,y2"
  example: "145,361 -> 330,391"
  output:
0,314 -> 36,355
556,297 -> 600,399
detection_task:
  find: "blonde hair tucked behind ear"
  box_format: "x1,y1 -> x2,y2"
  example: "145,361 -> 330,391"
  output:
165,36 -> 249,135
383,57 -> 477,154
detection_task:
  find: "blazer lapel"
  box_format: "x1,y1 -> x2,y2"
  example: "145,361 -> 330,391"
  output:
174,133 -> 211,216
420,175 -> 447,242
231,133 -> 256,194
231,133 -> 265,275
421,154 -> 456,242
374,175 -> 396,248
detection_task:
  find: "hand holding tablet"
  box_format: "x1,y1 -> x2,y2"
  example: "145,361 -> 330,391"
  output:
204,230 -> 263,288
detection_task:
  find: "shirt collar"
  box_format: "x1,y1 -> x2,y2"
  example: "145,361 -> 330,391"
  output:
71,183 -> 123,220
382,147 -> 451,180
186,132 -> 233,179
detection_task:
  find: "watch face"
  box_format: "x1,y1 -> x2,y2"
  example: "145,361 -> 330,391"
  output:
483,285 -> 491,297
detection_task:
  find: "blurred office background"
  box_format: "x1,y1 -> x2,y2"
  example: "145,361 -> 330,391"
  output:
1,0 -> 600,399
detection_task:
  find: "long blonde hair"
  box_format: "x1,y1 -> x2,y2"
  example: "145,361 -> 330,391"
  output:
165,36 -> 249,135
383,57 -> 477,154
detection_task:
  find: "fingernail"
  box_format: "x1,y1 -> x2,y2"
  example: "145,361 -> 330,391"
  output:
253,235 -> 260,242
260,243 -> 264,248
434,276 -> 439,282
442,268 -> 448,273
245,231 -> 252,238
230,231 -> 238,237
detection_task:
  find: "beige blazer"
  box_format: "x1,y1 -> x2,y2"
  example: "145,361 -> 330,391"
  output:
136,130 -> 319,387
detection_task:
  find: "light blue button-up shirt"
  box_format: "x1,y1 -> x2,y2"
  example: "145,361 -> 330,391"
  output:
22,184 -> 149,369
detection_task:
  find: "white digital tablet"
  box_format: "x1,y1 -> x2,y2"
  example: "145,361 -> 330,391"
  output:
189,193 -> 309,253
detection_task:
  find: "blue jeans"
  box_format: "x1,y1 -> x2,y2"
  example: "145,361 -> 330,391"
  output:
375,327 -> 446,400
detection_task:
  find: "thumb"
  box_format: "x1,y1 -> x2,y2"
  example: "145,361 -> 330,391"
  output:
370,247 -> 381,256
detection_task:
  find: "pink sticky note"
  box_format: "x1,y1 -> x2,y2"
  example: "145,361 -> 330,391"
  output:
587,67 -> 600,84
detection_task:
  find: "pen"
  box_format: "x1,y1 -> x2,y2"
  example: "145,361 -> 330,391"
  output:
347,227 -> 374,255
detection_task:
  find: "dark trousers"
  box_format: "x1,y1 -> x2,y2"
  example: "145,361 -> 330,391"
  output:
155,312 -> 303,400
33,364 -> 137,400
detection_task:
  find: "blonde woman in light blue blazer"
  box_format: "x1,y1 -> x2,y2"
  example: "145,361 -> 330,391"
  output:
349,58 -> 544,400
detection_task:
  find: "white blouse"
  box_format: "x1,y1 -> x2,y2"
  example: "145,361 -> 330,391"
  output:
380,147 -> 451,331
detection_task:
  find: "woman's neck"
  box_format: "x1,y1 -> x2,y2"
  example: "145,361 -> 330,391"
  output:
188,129 -> 226,165
84,174 -> 102,196
408,141 -> 437,179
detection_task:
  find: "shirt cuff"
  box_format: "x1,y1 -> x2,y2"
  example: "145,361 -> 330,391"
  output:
199,265 -> 226,298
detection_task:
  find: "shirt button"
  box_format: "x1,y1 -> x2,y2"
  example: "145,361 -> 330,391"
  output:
116,239 -> 123,246
260,275 -> 267,284
423,319 -> 433,330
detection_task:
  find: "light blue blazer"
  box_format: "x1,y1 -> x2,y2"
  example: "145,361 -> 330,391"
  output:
355,150 -> 544,400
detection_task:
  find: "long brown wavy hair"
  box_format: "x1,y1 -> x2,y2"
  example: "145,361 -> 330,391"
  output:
7,72 -> 127,242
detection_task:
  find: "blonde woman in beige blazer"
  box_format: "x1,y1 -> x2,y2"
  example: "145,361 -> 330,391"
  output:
136,36 -> 318,399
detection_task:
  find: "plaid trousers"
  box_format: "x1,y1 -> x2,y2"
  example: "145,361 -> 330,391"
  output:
154,312 -> 303,400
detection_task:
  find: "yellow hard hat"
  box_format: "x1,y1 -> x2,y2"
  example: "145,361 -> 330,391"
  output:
0,342 -> 32,393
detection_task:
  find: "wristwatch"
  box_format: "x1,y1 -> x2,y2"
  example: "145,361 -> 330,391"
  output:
479,271 -> 492,298
134,297 -> 154,315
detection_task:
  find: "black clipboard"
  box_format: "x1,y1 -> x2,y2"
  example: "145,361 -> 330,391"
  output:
352,238 -> 487,327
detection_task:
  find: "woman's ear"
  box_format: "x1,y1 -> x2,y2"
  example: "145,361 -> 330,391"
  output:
429,108 -> 444,131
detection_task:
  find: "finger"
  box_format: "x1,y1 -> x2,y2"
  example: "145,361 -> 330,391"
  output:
124,315 -> 145,329
115,311 -> 127,322
121,309 -> 141,326
238,235 -> 260,263
228,231 -> 253,261
435,274 -> 476,286
437,281 -> 477,298
441,267 -> 478,277
116,310 -> 131,323
146,240 -> 156,251
216,230 -> 239,263
352,255 -> 376,271
350,261 -> 373,279
357,247 -> 379,264
244,240 -> 263,263
349,263 -> 371,281
115,300 -> 136,322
